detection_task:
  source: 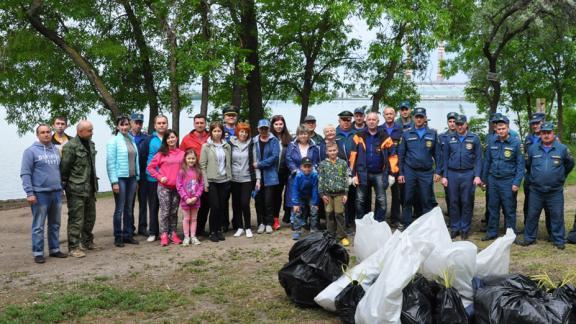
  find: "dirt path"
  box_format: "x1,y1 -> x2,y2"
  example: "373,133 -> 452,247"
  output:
1,185 -> 575,307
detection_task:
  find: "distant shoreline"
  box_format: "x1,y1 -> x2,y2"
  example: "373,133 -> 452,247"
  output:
0,191 -> 114,211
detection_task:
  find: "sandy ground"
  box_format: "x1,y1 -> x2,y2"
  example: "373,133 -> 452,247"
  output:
1,185 -> 575,306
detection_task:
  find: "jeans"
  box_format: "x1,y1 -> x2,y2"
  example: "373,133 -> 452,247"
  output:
356,172 -> 388,222
31,191 -> 62,256
132,178 -> 148,233
388,179 -> 401,224
113,177 -> 137,239
291,197 -> 319,232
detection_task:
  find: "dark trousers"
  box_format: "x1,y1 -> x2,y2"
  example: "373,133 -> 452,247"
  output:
195,193 -> 210,236
486,176 -> 517,237
275,171 -> 291,223
356,172 -> 388,222
145,180 -> 160,237
567,212 -> 576,244
256,185 -> 276,226
345,185 -> 357,227
131,178 -> 148,234
231,181 -> 253,229
113,177 -> 137,239
208,182 -> 230,234
388,180 -> 401,224
402,167 -> 436,226
221,187 -> 232,231
447,170 -> 475,234
523,179 -> 551,234
524,187 -> 565,245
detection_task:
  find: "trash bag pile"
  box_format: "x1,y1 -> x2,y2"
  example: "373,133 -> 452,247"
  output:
278,231 -> 349,307
278,207 -> 574,323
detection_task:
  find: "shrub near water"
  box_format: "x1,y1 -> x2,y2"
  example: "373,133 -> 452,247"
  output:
0,283 -> 182,323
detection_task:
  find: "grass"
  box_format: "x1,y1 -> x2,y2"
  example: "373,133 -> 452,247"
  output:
0,283 -> 183,323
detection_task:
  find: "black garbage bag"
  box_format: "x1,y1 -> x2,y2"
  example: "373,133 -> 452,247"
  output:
553,284 -> 576,324
335,280 -> 365,324
474,274 -> 572,324
401,275 -> 434,324
288,231 -> 325,261
434,286 -> 468,324
278,232 -> 349,307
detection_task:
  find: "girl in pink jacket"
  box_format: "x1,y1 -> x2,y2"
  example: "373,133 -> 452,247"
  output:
147,130 -> 185,246
176,149 -> 204,246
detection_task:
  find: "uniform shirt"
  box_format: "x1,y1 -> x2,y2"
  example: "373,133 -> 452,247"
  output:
526,141 -> 574,192
398,126 -> 440,175
481,135 -> 524,186
437,130 -> 456,176
443,131 -> 482,177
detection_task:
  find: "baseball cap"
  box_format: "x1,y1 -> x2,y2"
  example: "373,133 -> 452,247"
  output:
447,112 -> 458,120
130,113 -> 144,121
257,119 -> 270,129
301,157 -> 312,166
354,106 -> 366,115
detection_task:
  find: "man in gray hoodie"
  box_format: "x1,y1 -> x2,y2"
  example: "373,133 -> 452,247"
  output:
20,124 -> 68,263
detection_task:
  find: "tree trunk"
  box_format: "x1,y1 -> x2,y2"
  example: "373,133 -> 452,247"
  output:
167,28 -> 180,134
299,57 -> 315,123
371,59 -> 400,112
231,56 -> 243,108
239,0 -> 264,129
525,91 -> 533,120
120,0 -> 160,132
556,86 -> 563,140
199,0 -> 210,117
25,0 -> 120,119
488,58 -> 500,115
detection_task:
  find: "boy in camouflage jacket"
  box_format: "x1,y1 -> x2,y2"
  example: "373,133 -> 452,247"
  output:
318,142 -> 350,246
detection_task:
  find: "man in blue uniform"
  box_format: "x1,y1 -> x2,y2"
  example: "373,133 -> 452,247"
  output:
481,116 -> 524,241
438,112 -> 458,221
398,107 -> 440,230
522,113 -> 550,232
441,115 -> 482,239
395,101 -> 414,131
517,123 -> 574,250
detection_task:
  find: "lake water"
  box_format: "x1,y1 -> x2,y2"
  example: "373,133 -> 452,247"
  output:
1,84 -> 479,200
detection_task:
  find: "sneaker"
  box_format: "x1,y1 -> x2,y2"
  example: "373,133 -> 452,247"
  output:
191,237 -> 201,245
216,231 -> 225,241
146,235 -> 156,242
257,224 -> 265,234
82,241 -> 102,251
68,248 -> 86,258
341,238 -> 350,247
265,225 -> 273,234
209,233 -> 219,242
234,228 -> 244,237
182,237 -> 191,246
245,229 -> 253,238
273,218 -> 281,230
292,231 -> 301,241
34,255 -> 45,264
160,233 -> 169,246
170,232 -> 182,245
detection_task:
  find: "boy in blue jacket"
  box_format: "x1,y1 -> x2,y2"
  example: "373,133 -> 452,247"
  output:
291,157 -> 319,240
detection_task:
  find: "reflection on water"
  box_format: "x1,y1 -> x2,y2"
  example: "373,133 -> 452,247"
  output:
1,95 -> 478,200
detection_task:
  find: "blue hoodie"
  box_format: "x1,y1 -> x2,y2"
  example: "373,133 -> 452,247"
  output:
20,142 -> 62,196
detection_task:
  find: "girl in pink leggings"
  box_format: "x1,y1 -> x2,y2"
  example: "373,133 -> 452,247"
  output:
176,149 -> 204,245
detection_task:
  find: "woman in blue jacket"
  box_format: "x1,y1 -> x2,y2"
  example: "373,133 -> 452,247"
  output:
285,125 -> 320,213
107,116 -> 140,247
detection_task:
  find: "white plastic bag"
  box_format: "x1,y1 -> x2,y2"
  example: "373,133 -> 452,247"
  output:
315,232 -> 401,312
402,206 -> 452,248
354,212 -> 392,262
476,228 -> 516,276
420,241 -> 477,300
354,233 -> 434,324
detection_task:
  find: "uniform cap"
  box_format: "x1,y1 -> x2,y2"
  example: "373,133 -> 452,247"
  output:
540,122 -> 554,131
496,115 -> 509,124
338,110 -> 354,117
455,115 -> 467,124
222,105 -> 238,115
413,107 -> 427,117
490,112 -> 503,123
530,112 -> 545,124
447,112 -> 458,120
399,101 -> 411,110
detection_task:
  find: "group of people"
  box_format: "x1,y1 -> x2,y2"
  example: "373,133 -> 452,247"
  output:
20,102 -> 576,263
